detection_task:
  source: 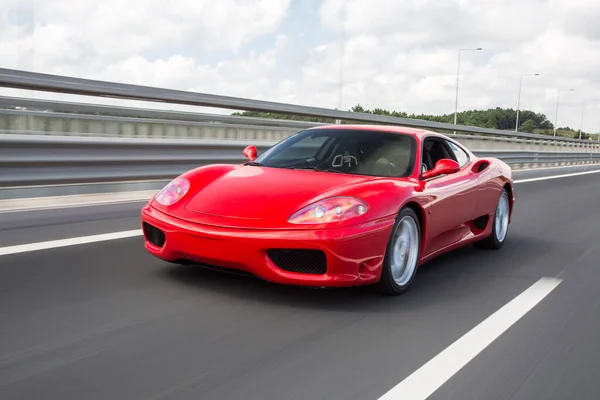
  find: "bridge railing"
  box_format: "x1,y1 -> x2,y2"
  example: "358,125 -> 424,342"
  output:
0,68 -> 599,193
0,67 -> 598,146
1,102 -> 599,154
1,133 -> 599,189
2,107 -> 599,157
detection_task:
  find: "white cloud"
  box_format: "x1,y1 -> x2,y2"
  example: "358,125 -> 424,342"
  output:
1,0 -> 600,133
0,0 -> 290,72
0,0 -> 291,112
312,0 -> 600,131
319,0 -> 556,47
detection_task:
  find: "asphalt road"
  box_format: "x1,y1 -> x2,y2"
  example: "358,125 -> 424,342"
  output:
1,165 -> 599,400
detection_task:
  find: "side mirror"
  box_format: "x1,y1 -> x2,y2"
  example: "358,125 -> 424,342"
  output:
243,145 -> 257,161
422,158 -> 460,180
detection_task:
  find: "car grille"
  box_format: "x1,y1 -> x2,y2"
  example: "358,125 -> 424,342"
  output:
267,249 -> 327,275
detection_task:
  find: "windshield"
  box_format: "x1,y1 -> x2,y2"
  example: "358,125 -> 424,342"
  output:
253,128 -> 417,177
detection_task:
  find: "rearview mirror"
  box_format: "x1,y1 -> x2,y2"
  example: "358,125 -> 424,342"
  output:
422,158 -> 460,180
243,145 -> 257,161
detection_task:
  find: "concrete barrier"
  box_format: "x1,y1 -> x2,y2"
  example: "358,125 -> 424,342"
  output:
2,111 -> 599,154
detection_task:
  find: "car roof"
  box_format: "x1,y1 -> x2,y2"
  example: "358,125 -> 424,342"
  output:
306,124 -> 440,140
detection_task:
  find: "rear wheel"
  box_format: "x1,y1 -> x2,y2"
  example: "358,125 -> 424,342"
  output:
474,188 -> 510,250
375,207 -> 421,296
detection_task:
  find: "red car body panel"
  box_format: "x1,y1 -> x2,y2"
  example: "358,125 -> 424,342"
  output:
141,125 -> 514,287
142,204 -> 395,286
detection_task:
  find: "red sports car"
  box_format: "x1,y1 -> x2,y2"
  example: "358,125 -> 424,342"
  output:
141,125 -> 514,295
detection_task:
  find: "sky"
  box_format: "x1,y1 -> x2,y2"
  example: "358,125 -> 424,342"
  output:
1,0 -> 600,133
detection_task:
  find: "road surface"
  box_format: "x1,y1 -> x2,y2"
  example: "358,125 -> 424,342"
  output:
1,165 -> 599,400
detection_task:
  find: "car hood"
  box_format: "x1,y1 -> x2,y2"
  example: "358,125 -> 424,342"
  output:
184,166 -> 370,221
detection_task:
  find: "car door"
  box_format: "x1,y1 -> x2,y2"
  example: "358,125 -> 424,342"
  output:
446,138 -> 499,218
420,137 -> 480,256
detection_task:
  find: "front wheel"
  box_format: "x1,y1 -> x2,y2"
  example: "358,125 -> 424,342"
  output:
375,207 -> 422,296
474,188 -> 510,250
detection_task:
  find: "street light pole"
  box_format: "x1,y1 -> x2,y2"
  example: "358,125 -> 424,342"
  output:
579,104 -> 585,140
453,51 -> 461,126
579,100 -> 600,140
554,88 -> 574,137
454,47 -> 482,126
336,7 -> 348,125
515,73 -> 539,131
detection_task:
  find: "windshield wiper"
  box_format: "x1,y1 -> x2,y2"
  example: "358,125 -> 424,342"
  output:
277,165 -> 344,173
288,165 -> 318,170
314,166 -> 344,173
293,165 -> 344,173
245,161 -> 263,166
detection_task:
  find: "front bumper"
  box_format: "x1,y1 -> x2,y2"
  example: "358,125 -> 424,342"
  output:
141,204 -> 396,287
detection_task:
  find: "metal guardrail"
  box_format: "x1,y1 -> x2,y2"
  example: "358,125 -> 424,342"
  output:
6,99 -> 599,154
0,96 -> 321,129
0,67 -> 596,144
1,68 -> 599,192
3,106 -> 597,152
475,151 -> 600,165
0,134 -> 272,187
1,134 -> 599,188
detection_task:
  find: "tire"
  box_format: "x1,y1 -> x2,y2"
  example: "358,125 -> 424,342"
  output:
473,188 -> 510,250
375,207 -> 422,296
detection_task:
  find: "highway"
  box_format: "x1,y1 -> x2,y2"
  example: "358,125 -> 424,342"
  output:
1,165 -> 600,400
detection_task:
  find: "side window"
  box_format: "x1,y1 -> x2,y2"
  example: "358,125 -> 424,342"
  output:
422,138 -> 453,171
446,141 -> 470,168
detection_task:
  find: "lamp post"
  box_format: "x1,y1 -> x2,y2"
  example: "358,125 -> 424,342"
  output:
454,47 -> 482,126
578,100 -> 600,139
554,88 -> 574,137
515,73 -> 539,131
579,104 -> 585,140
335,6 -> 347,125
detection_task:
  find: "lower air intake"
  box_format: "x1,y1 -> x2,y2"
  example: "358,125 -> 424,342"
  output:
267,249 -> 327,275
143,222 -> 166,247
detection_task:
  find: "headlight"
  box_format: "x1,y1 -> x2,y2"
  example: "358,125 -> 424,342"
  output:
288,196 -> 369,224
154,177 -> 190,206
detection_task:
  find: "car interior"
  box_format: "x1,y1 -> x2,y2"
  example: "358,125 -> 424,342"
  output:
263,132 -> 472,179
319,136 -> 414,176
421,137 -> 465,175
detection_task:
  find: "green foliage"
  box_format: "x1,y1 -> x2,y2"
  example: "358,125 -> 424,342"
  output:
553,126 -> 592,140
519,119 -> 537,133
230,110 -> 336,124
232,104 -> 576,137
232,103 -> 600,140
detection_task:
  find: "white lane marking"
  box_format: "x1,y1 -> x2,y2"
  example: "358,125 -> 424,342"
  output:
0,190 -> 156,213
0,229 -> 143,257
0,179 -> 166,190
0,199 -> 150,214
514,163 -> 600,173
514,168 -> 600,183
377,276 -> 562,400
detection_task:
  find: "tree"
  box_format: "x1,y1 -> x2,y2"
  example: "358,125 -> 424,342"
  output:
231,104 -> 595,138
519,119 -> 537,133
